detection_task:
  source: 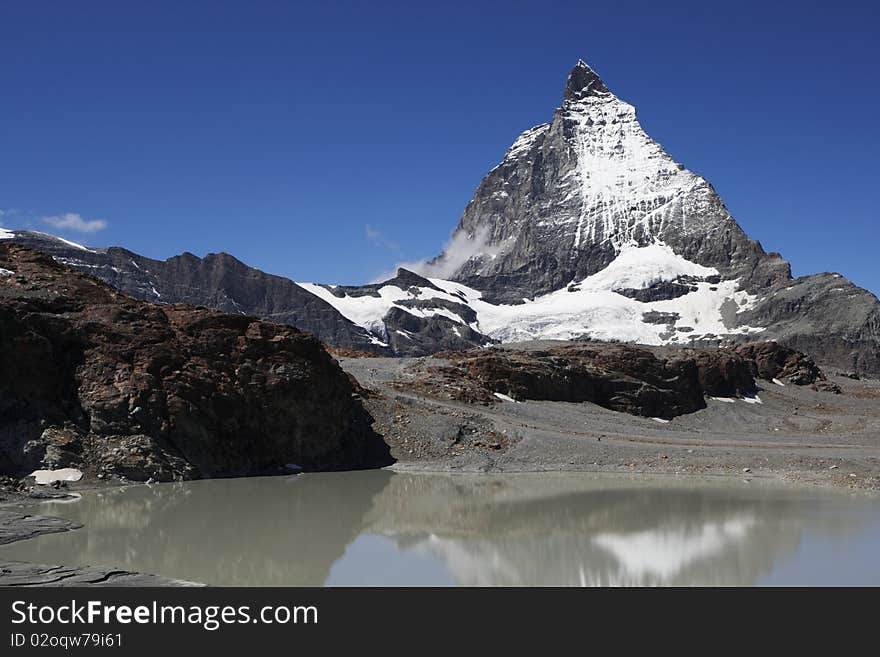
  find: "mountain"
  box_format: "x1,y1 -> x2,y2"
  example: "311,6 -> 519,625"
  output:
307,60 -> 880,374
1,228 -> 389,354
3,60 -> 879,375
437,60 -> 789,302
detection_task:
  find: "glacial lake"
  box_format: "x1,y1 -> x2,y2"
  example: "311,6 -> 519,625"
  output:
2,471 -> 879,586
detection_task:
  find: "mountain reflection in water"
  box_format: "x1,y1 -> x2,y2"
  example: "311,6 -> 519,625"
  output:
1,471 -> 877,586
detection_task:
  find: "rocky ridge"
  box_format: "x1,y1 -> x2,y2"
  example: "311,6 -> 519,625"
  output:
3,229 -> 386,354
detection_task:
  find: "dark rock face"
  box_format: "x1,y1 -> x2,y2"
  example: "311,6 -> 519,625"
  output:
6,231 -> 386,355
615,280 -> 697,303
740,273 -> 880,378
398,341 -> 830,420
382,306 -> 491,357
641,311 -> 680,325
733,341 -> 839,392
0,244 -> 392,481
733,342 -> 824,385
399,344 -> 750,419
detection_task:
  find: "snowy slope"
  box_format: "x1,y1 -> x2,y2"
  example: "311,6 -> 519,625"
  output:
296,281 -> 479,336
298,242 -> 765,347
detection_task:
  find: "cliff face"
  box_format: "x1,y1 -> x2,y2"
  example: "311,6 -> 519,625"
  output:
0,244 -> 392,481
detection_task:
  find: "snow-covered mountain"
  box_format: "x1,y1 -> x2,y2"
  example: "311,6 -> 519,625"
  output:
298,61 -> 880,374
434,60 -> 788,303
4,61 -> 879,374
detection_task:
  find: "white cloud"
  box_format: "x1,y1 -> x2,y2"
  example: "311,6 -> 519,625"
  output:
365,224 -> 399,251
42,212 -> 108,233
371,227 -> 494,283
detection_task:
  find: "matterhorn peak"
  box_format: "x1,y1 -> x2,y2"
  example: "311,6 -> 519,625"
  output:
564,59 -> 609,101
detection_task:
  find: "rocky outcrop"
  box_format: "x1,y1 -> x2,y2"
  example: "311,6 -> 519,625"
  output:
733,341 -> 841,393
382,305 -> 490,356
0,244 -> 392,481
397,341 -> 829,419
308,268 -> 492,356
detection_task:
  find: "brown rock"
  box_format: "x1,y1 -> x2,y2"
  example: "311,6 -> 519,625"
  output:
0,244 -> 391,481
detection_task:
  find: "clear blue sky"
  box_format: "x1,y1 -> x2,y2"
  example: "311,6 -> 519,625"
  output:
1,1 -> 877,293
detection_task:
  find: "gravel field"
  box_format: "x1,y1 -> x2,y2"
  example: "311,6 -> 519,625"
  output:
341,353 -> 880,491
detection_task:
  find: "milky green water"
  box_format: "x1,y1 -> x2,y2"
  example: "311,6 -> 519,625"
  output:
2,471 -> 879,586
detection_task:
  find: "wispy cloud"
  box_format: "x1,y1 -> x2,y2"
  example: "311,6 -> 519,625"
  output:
365,224 -> 399,251
0,208 -> 24,228
42,212 -> 108,233
371,227 -> 494,283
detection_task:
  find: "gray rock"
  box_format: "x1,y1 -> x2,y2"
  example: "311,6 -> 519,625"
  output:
0,510 -> 80,545
739,272 -> 880,376
0,561 -> 202,586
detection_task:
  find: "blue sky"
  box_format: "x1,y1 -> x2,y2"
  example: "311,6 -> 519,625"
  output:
1,1 -> 878,293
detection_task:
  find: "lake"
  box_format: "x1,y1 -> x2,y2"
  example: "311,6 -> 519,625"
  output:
1,471 -> 879,586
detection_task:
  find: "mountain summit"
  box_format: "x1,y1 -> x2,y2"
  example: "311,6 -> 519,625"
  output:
564,59 -> 609,100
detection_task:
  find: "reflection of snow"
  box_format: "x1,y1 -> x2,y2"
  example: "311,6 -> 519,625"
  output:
405,513 -> 758,586
592,513 -> 756,580
409,534 -> 520,587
